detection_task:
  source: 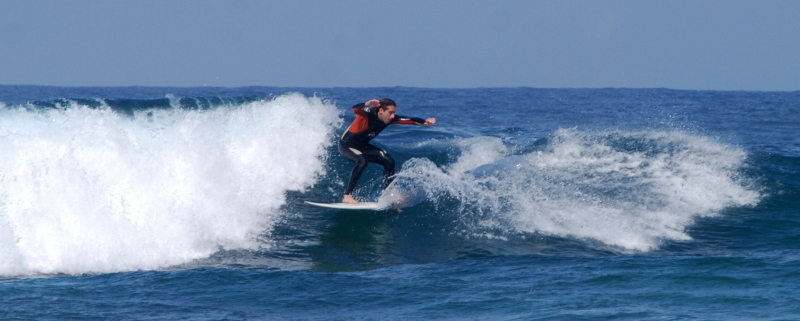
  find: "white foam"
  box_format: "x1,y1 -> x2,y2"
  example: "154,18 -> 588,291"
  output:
447,136 -> 508,175
0,93 -> 341,276
392,129 -> 762,251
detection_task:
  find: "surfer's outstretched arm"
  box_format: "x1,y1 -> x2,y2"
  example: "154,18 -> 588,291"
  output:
391,115 -> 436,126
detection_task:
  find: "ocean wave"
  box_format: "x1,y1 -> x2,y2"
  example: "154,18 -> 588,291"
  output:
0,93 -> 341,276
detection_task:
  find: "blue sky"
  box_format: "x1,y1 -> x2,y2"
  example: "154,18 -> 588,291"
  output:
1,0 -> 798,91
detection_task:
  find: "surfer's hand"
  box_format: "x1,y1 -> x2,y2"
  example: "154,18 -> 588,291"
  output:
424,118 -> 436,126
365,99 -> 381,108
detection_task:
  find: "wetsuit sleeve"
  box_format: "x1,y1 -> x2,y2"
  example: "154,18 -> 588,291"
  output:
351,103 -> 370,116
391,115 -> 427,125
346,103 -> 374,135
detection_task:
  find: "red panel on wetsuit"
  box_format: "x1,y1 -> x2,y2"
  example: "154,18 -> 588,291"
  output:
348,107 -> 370,133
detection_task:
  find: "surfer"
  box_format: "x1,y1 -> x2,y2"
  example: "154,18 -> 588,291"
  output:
339,98 -> 435,204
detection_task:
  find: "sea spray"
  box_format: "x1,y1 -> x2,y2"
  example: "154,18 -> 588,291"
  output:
0,93 -> 341,276
389,129 -> 762,251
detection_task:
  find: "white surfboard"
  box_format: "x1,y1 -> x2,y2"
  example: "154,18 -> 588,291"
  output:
304,201 -> 385,210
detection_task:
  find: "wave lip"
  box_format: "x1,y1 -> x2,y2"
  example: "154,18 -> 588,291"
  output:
0,93 -> 341,276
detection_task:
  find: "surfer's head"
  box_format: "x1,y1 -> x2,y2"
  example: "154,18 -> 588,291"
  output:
377,98 -> 397,124
378,98 -> 396,109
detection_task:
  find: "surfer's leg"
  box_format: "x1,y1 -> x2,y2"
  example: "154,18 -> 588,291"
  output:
380,153 -> 396,188
346,156 -> 369,195
361,146 -> 396,189
339,143 -> 368,198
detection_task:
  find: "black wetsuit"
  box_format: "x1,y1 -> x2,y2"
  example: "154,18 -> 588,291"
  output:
339,103 -> 427,195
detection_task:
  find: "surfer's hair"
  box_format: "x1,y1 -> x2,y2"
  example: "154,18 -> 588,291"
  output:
378,98 -> 396,109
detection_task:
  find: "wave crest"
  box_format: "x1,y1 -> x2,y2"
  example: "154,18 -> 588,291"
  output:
0,93 -> 341,276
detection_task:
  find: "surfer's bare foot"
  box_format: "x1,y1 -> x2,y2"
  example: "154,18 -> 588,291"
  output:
342,194 -> 358,204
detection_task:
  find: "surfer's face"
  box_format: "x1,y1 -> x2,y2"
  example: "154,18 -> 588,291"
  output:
378,105 -> 397,124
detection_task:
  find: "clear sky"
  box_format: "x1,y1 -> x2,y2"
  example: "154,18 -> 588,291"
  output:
1,0 -> 798,91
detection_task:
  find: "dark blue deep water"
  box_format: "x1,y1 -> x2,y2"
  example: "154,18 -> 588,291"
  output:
1,86 -> 798,320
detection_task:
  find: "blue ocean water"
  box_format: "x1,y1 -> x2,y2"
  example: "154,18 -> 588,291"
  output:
0,85 -> 798,320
